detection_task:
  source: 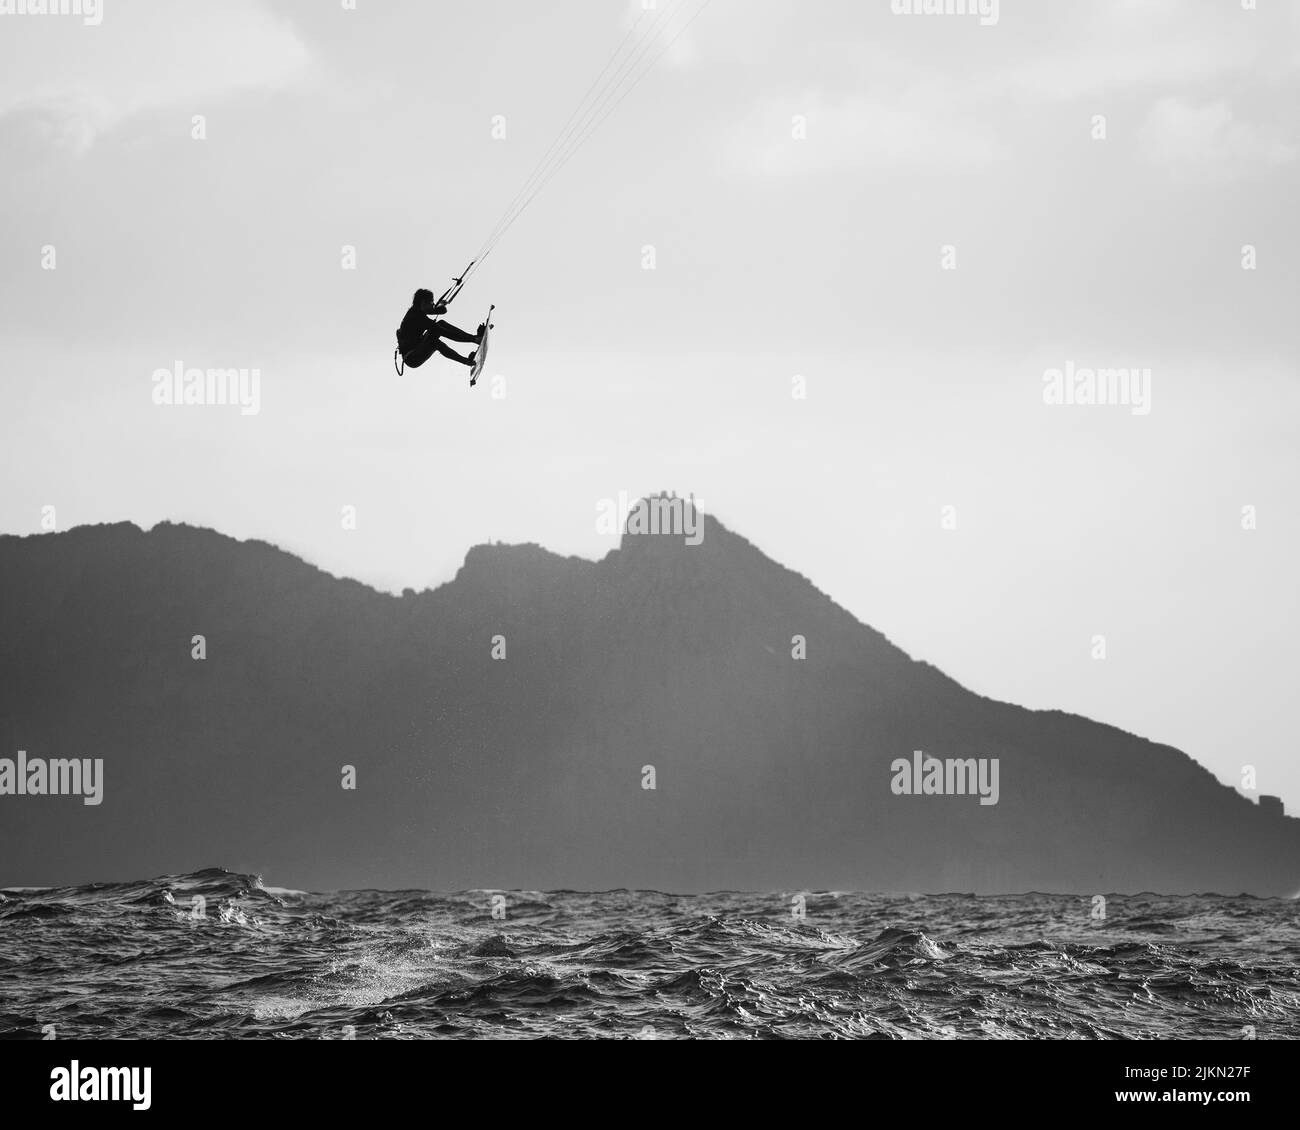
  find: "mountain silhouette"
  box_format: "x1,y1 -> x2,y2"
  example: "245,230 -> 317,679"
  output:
1,500 -> 1296,895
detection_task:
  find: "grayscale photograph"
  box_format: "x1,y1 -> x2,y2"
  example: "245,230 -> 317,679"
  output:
0,0 -> 1295,1113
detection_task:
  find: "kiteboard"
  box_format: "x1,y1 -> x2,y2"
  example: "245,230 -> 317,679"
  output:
469,305 -> 494,387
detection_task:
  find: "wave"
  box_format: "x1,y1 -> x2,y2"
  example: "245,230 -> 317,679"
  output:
1,874 -> 1295,1039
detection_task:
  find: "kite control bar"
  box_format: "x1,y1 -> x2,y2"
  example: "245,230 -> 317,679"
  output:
436,259 -> 475,308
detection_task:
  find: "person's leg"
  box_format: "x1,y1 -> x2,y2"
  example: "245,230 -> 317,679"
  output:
430,318 -> 481,345
431,337 -> 474,366
405,330 -> 472,368
402,337 -> 437,368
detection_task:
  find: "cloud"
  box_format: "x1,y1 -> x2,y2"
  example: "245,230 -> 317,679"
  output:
0,90 -> 114,159
986,41 -> 1252,103
1139,97 -> 1297,178
0,0 -> 310,155
733,92 -> 999,178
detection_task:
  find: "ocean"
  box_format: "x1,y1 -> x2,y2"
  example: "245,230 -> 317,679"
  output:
2,869 -> 1295,1040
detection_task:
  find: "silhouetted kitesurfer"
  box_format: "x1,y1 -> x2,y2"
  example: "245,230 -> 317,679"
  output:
395,289 -> 485,371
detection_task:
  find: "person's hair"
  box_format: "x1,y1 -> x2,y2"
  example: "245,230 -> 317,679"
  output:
413,288 -> 434,307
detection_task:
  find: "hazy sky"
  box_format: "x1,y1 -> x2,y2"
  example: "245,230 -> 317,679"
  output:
1,1 -> 1297,809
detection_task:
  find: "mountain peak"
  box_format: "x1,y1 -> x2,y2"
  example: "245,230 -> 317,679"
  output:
616,492 -> 709,552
